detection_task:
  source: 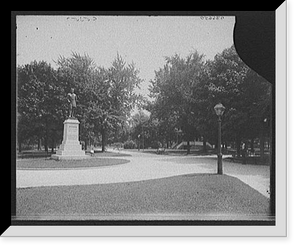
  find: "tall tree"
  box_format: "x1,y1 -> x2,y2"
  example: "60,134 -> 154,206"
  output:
149,45 -> 271,156
209,45 -> 271,156
17,61 -> 65,152
56,53 -> 142,151
130,109 -> 150,150
101,54 -> 142,151
149,51 -> 208,153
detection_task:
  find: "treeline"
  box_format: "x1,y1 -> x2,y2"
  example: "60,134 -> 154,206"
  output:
17,53 -> 142,152
17,45 -> 271,157
140,45 -> 271,156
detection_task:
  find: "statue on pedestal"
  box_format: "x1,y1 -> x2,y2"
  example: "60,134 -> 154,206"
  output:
67,88 -> 77,118
51,87 -> 88,160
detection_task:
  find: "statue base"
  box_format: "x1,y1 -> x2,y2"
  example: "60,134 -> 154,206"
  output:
51,118 -> 89,160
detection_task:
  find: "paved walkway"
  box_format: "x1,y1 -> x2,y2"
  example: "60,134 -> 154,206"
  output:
16,149 -> 270,198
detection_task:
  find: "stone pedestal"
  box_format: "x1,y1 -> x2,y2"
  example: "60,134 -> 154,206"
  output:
51,118 -> 89,160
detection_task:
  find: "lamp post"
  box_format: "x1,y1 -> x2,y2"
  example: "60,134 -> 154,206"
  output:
214,103 -> 225,175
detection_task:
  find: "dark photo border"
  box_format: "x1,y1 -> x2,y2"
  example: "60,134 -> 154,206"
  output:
7,7 -> 284,235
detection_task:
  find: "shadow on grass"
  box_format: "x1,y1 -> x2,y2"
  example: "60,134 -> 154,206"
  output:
157,156 -> 217,165
141,149 -> 215,156
93,151 -> 132,157
17,157 -> 130,170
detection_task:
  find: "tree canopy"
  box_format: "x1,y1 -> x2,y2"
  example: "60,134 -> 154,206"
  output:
17,53 -> 142,152
17,46 -> 271,156
148,45 -> 271,154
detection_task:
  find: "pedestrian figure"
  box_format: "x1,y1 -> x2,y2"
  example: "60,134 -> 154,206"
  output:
241,142 -> 246,164
90,145 -> 94,156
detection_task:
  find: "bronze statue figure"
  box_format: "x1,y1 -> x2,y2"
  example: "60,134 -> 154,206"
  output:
67,88 -> 77,118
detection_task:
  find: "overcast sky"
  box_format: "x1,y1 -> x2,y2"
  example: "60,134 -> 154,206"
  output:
16,15 -> 235,97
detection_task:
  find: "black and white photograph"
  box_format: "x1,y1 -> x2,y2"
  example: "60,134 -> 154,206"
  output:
7,8 -> 287,237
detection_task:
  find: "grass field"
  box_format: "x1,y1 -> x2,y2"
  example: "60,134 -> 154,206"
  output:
16,174 -> 270,220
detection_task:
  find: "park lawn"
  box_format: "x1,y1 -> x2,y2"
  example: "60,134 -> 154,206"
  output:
16,174 -> 270,220
16,157 -> 130,170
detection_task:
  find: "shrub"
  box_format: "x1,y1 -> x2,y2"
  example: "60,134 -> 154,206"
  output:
123,140 -> 137,149
150,141 -> 161,149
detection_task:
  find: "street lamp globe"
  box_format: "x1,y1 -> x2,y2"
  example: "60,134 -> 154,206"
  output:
214,103 -> 226,117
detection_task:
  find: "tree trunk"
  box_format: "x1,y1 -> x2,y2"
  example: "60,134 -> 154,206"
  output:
101,129 -> 106,152
260,129 -> 265,162
85,139 -> 88,151
236,136 -> 241,157
187,140 -> 190,154
203,136 -> 207,153
250,138 -> 254,152
44,139 -> 48,153
44,124 -> 49,153
51,133 -> 54,153
37,137 -> 41,151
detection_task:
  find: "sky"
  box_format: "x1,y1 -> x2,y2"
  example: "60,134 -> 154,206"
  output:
16,15 -> 235,97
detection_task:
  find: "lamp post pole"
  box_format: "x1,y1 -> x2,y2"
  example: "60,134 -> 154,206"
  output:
217,115 -> 223,174
214,103 -> 225,175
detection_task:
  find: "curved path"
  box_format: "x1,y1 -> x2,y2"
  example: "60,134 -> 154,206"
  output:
16,149 -> 270,197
